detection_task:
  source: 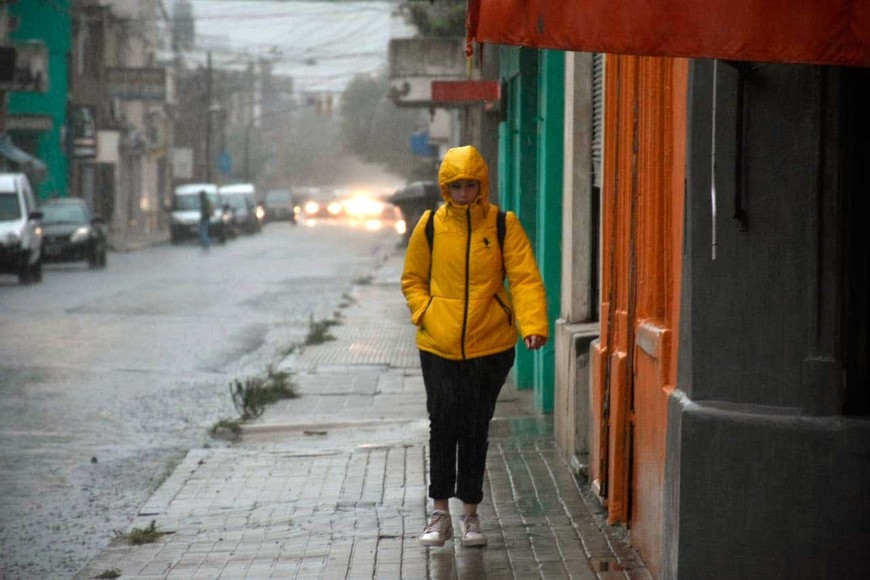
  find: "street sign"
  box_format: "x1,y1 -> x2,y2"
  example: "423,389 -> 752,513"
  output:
217,151 -> 232,176
431,81 -> 500,103
106,67 -> 167,101
71,106 -> 96,159
171,147 -> 193,179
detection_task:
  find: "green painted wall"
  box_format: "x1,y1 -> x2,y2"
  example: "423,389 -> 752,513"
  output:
533,50 -> 564,412
499,46 -> 565,412
8,0 -> 71,199
500,46 -> 539,392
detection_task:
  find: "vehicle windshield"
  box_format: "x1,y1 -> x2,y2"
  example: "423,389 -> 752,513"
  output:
174,193 -> 219,211
41,203 -> 89,224
0,192 -> 21,220
222,193 -> 250,211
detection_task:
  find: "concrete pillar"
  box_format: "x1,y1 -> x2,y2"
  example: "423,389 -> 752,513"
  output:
554,51 -> 599,466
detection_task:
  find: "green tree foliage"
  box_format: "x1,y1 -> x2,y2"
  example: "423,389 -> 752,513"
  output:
405,0 -> 467,37
340,73 -> 427,180
224,102 -> 340,186
171,0 -> 195,52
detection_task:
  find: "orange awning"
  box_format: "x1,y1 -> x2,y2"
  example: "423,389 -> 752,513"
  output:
467,0 -> 870,67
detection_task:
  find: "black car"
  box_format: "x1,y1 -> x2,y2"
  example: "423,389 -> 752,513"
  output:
40,198 -> 108,268
263,189 -> 297,223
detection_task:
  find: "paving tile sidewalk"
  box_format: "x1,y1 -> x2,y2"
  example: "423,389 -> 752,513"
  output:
76,251 -> 650,579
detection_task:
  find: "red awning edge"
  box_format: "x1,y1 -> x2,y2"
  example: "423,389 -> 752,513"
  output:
467,0 -> 870,68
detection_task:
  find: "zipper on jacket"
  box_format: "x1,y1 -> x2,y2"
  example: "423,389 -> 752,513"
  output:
494,294 -> 513,327
460,206 -> 472,360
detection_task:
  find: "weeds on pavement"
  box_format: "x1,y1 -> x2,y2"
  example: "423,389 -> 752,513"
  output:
230,364 -> 299,419
116,520 -> 167,545
209,418 -> 243,441
304,315 -> 337,345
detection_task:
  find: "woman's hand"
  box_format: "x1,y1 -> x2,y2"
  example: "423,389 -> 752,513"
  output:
524,335 -> 547,350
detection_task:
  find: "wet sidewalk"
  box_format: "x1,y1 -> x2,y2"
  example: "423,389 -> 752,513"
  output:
76,252 -> 650,579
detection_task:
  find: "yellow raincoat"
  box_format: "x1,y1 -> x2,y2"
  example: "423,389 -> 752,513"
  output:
401,145 -> 548,360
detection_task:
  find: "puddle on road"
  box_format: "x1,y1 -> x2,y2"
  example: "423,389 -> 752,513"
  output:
590,557 -> 628,571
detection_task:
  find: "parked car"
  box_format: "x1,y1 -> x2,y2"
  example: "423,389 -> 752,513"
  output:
169,183 -> 230,244
0,172 -> 43,284
263,189 -> 296,224
40,198 -> 108,268
219,183 -> 262,234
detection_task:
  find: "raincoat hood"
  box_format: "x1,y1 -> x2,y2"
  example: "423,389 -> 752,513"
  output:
438,145 -> 490,206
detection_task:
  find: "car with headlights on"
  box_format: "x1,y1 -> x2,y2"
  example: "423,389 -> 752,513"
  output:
40,198 -> 108,268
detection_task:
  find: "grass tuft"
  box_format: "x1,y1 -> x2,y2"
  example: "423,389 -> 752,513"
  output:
117,520 -> 167,545
230,365 -> 299,420
304,315 -> 337,346
209,418 -> 243,441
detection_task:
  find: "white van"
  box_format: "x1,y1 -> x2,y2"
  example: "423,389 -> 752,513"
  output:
219,182 -> 262,235
169,183 -> 229,244
0,173 -> 43,284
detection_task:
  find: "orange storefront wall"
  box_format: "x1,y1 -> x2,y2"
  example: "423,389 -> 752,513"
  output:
590,56 -> 687,577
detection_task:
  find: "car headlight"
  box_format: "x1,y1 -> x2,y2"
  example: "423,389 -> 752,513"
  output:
304,201 -> 320,215
70,227 -> 91,243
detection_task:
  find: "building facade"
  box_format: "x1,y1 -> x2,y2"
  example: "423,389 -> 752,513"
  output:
7,0 -> 70,199
470,0 -> 870,577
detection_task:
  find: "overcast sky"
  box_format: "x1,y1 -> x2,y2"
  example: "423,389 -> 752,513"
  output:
187,0 -> 415,94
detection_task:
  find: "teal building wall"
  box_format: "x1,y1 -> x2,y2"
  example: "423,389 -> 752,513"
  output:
533,50 -> 564,412
499,46 -> 538,392
8,0 -> 71,198
499,46 -> 564,412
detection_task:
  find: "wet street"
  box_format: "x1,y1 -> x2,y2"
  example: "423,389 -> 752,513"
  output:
0,222 -> 400,579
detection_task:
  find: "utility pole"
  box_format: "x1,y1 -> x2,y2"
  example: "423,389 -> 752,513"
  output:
206,51 -> 213,183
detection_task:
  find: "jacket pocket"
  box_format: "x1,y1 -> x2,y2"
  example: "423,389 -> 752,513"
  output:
415,296 -> 434,328
493,294 -> 513,327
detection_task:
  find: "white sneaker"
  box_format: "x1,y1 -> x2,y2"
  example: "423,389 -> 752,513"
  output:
419,510 -> 453,547
460,513 -> 487,547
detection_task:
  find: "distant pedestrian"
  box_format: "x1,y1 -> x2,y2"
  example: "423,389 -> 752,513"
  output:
198,190 -> 213,249
401,145 -> 548,548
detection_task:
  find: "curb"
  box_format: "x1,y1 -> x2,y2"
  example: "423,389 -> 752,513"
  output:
240,417 -> 424,435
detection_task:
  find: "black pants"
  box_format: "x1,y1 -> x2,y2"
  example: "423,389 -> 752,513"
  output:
420,348 -> 515,505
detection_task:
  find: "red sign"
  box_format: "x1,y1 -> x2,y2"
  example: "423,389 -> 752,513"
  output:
431,81 -> 500,103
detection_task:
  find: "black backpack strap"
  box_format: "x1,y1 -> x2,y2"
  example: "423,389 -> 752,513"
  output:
497,209 -> 508,279
496,209 -> 507,252
424,209 -> 435,283
424,209 -> 435,251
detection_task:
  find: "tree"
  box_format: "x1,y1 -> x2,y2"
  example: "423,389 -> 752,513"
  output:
171,0 -> 195,53
405,0 -> 466,37
340,73 -> 426,180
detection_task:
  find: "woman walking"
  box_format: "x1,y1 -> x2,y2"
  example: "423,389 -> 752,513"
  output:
401,145 -> 548,547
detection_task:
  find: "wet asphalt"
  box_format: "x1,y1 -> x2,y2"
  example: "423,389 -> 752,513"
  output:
0,221 -> 400,579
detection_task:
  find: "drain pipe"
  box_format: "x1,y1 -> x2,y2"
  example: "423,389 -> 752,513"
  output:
710,61 -> 718,261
